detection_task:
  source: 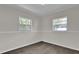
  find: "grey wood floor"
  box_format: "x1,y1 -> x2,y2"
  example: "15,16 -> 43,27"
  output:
3,41 -> 79,54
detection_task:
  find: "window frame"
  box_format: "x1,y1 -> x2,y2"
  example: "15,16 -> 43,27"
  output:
18,16 -> 32,32
52,16 -> 67,31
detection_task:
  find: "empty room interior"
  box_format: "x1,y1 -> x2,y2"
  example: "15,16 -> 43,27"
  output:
0,4 -> 79,54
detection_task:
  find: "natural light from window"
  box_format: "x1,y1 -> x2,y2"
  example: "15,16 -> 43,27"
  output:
53,16 -> 67,31
19,17 -> 32,31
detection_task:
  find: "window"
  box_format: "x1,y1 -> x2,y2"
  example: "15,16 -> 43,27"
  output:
19,17 -> 32,31
53,16 -> 67,31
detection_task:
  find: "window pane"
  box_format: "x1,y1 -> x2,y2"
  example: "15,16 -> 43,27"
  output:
53,17 -> 67,31
19,17 -> 32,31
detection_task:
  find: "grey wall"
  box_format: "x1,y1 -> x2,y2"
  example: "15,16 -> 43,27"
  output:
42,6 -> 79,50
0,5 -> 42,32
0,5 -> 42,53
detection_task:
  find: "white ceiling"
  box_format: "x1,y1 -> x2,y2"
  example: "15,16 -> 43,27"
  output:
4,4 -> 79,17
17,4 -> 79,16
